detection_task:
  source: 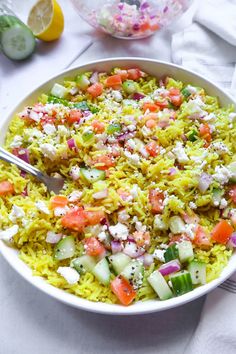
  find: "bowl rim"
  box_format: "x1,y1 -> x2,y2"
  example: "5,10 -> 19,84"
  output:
0,56 -> 235,315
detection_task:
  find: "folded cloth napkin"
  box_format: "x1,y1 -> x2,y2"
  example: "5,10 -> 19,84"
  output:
172,1 -> 236,353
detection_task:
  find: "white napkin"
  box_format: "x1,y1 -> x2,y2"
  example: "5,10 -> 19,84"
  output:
171,1 -> 236,353
0,0 -> 92,118
172,0 -> 236,96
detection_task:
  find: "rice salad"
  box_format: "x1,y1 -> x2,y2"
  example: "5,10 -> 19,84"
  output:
1,67 -> 236,306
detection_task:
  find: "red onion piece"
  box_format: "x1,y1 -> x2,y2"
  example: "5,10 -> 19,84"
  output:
111,240 -> 123,254
123,241 -> 145,258
132,93 -> 146,101
46,232 -> 62,244
143,253 -> 154,267
227,232 -> 236,248
158,119 -> 170,129
159,259 -> 181,276
67,138 -> 78,152
92,189 -> 108,199
90,72 -> 98,84
198,173 -> 212,193
117,132 -> 135,142
168,167 -> 177,176
100,218 -> 110,227
21,186 -> 28,197
12,148 -> 30,163
140,1 -> 149,10
181,134 -> 187,141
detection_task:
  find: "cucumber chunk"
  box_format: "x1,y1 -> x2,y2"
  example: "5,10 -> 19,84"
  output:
122,80 -> 138,94
109,252 -> 131,274
76,74 -> 90,90
169,216 -> 185,234
71,255 -> 97,273
106,123 -> 121,135
177,241 -> 194,263
170,270 -> 193,296
164,244 -> 179,262
0,15 -> 36,60
188,260 -> 206,285
92,258 -> 111,285
121,260 -> 144,288
54,236 -> 75,261
51,83 -> 67,99
212,188 -> 224,206
148,270 -> 173,300
80,168 -> 105,184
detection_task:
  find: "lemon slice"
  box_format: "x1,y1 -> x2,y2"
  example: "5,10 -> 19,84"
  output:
27,0 -> 64,42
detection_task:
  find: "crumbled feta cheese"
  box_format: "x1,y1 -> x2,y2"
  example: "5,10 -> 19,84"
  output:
159,147 -> 166,155
153,249 -> 165,262
135,221 -> 146,233
46,231 -> 62,244
172,142 -> 189,163
213,165 -> 232,184
57,267 -> 80,284
97,231 -> 107,242
28,128 -> 43,139
219,198 -> 228,209
22,218 -> 29,227
29,110 -> 40,122
211,142 -> 229,155
69,86 -> 78,95
9,205 -> 25,223
109,223 -> 129,241
141,125 -> 152,137
130,184 -> 139,199
68,190 -> 82,202
127,124 -> 136,132
41,143 -> 57,161
54,206 -> 69,217
189,202 -> 197,209
203,113 -> 216,122
57,125 -> 69,137
126,139 -> 136,150
183,224 -> 197,239
118,209 -> 130,223
35,201 -> 50,215
111,90 -> 123,102
43,123 -> 56,135
160,243 -> 168,249
70,166 -> 80,180
139,146 -> 149,158
0,225 -> 19,242
10,135 -> 23,148
124,150 -> 140,166
185,97 -> 207,119
186,85 -> 198,95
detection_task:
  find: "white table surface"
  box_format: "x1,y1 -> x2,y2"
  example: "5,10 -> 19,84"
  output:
0,1 -> 205,353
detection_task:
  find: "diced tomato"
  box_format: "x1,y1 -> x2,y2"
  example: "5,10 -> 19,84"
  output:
155,99 -> 169,109
127,68 -> 142,81
85,210 -> 105,226
111,276 -> 136,306
115,69 -> 128,81
61,208 -> 105,232
170,95 -> 182,107
133,231 -> 150,248
169,88 -> 181,96
91,120 -> 105,133
40,115 -> 57,126
229,185 -> 236,204
140,22 -> 150,32
94,155 -> 115,170
169,234 -> 191,245
145,141 -> 160,157
143,103 -> 160,112
106,74 -> 122,88
150,23 -> 160,31
87,83 -> 103,98
83,237 -> 106,257
0,181 -> 14,196
199,123 -> 211,144
145,119 -> 157,128
193,226 -> 211,248
67,110 -> 82,124
211,220 -> 234,244
149,189 -> 165,214
50,195 -> 68,209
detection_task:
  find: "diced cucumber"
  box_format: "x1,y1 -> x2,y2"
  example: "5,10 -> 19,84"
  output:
121,260 -> 144,287
76,74 -> 90,90
212,188 -> 224,206
228,162 -> 236,183
92,257 -> 111,285
170,270 -> 193,296
148,270 -> 173,300
82,131 -> 94,142
80,168 -> 105,184
169,216 -> 185,234
164,244 -> 179,262
177,241 -> 194,263
73,101 -> 90,111
0,15 -> 36,60
122,80 -> 138,94
188,260 -> 206,285
181,87 -> 191,99
54,236 -> 75,261
106,123 -> 121,135
71,255 -> 97,273
109,252 -> 131,274
51,83 -> 67,99
153,215 -> 169,230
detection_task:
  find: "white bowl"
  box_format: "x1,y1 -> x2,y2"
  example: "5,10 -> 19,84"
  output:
0,58 -> 235,315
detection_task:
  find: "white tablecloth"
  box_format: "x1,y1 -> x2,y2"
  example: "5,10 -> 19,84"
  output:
0,1 -> 205,353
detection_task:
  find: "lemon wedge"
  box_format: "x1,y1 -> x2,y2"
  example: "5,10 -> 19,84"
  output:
27,0 -> 64,42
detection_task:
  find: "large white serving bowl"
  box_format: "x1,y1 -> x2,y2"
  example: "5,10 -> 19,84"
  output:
0,58 -> 235,315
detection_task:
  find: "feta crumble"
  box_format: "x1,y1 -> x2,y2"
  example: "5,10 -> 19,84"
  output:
70,166 -> 80,180
10,135 -> 23,148
211,142 -> 229,155
35,201 -> 50,215
189,202 -> 197,209
124,150 -> 140,166
57,267 -> 80,284
118,209 -> 130,223
109,223 -> 129,241
46,231 -> 62,244
9,205 -> 25,223
0,225 -> 19,242
219,198 -> 228,209
213,165 -> 232,184
68,190 -> 82,202
172,142 -> 189,163
153,249 -> 165,262
41,143 -> 57,161
43,123 -> 56,135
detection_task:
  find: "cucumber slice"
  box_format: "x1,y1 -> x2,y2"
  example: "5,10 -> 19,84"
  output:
80,168 -> 105,184
109,252 -> 131,274
51,83 -> 67,99
170,270 -> 193,296
54,236 -> 75,261
188,260 -> 206,285
121,260 -> 144,288
122,80 -> 138,94
71,255 -> 97,273
106,123 -> 121,135
92,257 -> 111,285
181,87 -> 191,99
169,216 -> 185,234
148,270 -> 173,300
164,244 -> 179,262
153,215 -> 169,230
76,74 -> 90,90
177,241 -> 194,263
0,15 -> 36,60
228,162 -> 236,183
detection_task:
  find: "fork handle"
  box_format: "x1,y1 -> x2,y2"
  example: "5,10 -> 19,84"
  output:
0,146 -> 46,182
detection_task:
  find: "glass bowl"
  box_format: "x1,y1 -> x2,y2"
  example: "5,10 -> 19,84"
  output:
70,0 -> 193,39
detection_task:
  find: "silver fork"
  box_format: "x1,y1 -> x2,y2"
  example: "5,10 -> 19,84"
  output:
0,146 -> 64,194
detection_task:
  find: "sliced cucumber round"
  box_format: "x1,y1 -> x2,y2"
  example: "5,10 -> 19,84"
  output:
0,16 -> 36,61
54,236 -> 75,261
